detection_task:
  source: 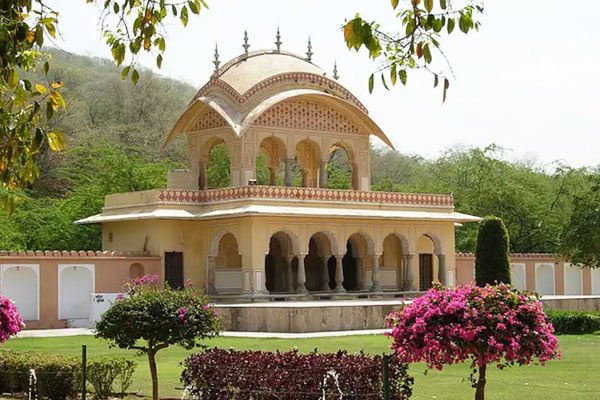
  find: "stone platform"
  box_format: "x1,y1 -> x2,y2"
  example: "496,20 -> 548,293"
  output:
213,299 -> 407,333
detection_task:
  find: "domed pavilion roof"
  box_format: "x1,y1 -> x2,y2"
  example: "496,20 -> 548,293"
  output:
166,49 -> 394,149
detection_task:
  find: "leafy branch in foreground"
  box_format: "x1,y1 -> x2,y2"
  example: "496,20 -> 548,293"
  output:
343,0 -> 483,100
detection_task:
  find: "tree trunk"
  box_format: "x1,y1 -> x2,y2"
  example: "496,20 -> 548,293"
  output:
474,364 -> 487,400
148,349 -> 159,400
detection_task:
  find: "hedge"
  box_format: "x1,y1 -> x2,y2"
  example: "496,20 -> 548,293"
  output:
181,348 -> 413,399
545,310 -> 600,334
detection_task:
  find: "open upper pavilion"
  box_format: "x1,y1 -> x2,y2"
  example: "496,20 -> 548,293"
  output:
79,38 -> 480,299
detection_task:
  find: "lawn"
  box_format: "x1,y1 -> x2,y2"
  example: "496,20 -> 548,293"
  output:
4,334 -> 600,399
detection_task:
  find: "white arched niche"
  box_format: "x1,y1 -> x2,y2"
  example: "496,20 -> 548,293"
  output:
510,263 -> 526,291
1,264 -> 39,321
58,264 -> 95,320
563,263 -> 583,295
535,263 -> 555,295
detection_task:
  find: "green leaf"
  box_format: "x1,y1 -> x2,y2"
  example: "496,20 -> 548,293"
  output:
381,73 -> 389,90
35,83 -> 46,94
368,73 -> 374,93
113,2 -> 119,13
188,0 -> 200,14
43,61 -> 49,75
459,13 -> 472,33
447,18 -> 455,34
433,74 -> 439,88
399,69 -> 407,85
443,78 -> 449,102
171,4 -> 177,16
180,5 -> 189,26
46,101 -> 54,120
440,0 -> 447,9
8,69 -> 19,88
405,18 -> 416,36
423,43 -> 432,64
391,0 -> 400,9
132,69 -> 139,84
35,25 -> 44,46
121,65 -> 131,79
156,54 -> 163,69
47,129 -> 65,151
425,0 -> 433,12
390,63 -> 397,85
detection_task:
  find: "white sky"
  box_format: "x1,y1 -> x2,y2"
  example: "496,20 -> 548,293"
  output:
46,0 -> 600,169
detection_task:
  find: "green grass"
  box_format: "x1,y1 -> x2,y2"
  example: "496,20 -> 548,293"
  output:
5,334 -> 600,399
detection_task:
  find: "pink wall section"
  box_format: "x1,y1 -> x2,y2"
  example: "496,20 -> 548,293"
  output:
0,252 -> 161,329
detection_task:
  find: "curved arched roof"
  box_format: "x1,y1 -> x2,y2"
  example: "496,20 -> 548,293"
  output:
166,50 -> 395,150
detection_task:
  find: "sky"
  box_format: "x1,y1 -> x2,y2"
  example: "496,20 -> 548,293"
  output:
45,0 -> 600,170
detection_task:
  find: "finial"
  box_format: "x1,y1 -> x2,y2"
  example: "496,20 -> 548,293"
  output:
213,43 -> 220,71
305,37 -> 313,62
275,27 -> 282,51
333,61 -> 339,80
242,30 -> 250,55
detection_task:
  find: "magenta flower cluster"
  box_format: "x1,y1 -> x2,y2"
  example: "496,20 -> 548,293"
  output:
0,296 -> 23,342
387,283 -> 560,370
131,274 -> 159,286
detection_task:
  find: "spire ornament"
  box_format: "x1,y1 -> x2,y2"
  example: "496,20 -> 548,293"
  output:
213,43 -> 220,72
305,37 -> 313,62
242,30 -> 250,55
333,61 -> 339,80
275,27 -> 282,51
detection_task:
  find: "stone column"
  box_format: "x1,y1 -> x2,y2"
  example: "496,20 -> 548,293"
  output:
371,254 -> 381,292
334,255 -> 346,293
356,257 -> 364,290
198,161 -> 207,190
437,253 -> 446,285
319,160 -> 328,188
404,253 -> 415,291
296,254 -> 308,294
285,255 -> 295,292
351,163 -> 358,190
206,255 -> 217,294
284,158 -> 293,186
320,255 -> 330,291
269,167 -> 277,186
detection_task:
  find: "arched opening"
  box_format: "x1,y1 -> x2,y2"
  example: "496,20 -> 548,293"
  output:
535,263 -> 555,295
212,233 -> 242,293
257,137 -> 286,186
343,233 -> 371,291
417,235 -> 436,291
295,139 -> 320,188
265,232 -> 296,293
129,263 -> 145,279
205,140 -> 230,189
305,232 -> 333,291
59,264 -> 95,322
326,144 -> 355,190
1,265 -> 39,321
382,234 -> 404,290
342,242 -> 357,290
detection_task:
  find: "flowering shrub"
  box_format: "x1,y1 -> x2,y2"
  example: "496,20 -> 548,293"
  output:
0,296 -> 23,342
387,283 -> 560,400
96,275 -> 221,400
181,348 -> 413,399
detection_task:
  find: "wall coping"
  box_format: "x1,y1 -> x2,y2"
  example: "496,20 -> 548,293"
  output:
456,252 -> 556,259
158,186 -> 454,207
0,250 -> 160,259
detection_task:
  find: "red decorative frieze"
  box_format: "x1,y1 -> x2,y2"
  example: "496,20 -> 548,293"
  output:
157,186 -> 454,207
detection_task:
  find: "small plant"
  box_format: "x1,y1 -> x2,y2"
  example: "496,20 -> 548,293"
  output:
87,357 -> 136,400
96,275 -> 221,400
387,283 -> 559,400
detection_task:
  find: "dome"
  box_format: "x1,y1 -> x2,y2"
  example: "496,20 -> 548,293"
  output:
166,49 -> 394,149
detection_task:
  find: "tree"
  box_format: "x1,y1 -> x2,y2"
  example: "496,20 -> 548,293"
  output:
344,0 -> 484,99
387,283 -> 560,400
0,0 -> 207,209
0,296 -> 24,342
560,177 -> 600,268
95,275 -> 221,400
475,216 -> 510,286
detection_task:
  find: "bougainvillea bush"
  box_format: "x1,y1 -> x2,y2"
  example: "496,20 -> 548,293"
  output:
95,275 -> 221,400
387,283 -> 560,400
0,296 -> 23,342
181,348 -> 413,399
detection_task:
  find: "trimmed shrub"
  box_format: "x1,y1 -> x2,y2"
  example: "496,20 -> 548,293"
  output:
88,357 -> 136,399
0,349 -> 79,400
181,348 -> 413,400
475,216 -> 511,286
546,310 -> 600,334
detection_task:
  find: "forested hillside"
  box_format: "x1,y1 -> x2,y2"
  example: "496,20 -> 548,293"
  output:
0,50 -> 597,254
